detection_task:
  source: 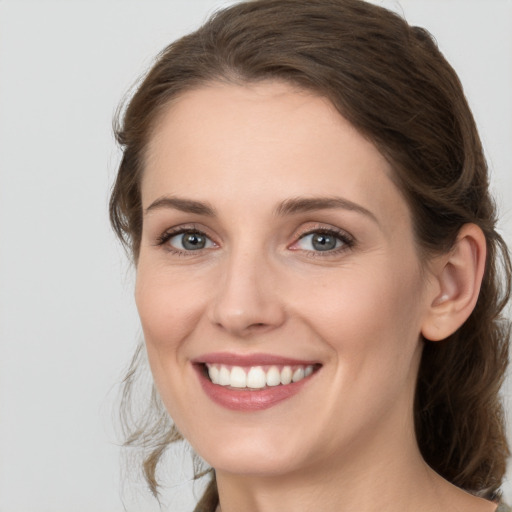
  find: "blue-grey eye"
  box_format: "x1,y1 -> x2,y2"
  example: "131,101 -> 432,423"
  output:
296,232 -> 343,252
169,231 -> 214,251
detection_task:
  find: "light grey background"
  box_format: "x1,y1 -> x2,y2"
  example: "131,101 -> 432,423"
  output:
0,1 -> 511,511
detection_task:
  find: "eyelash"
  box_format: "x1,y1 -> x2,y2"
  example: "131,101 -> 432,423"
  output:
155,226 -> 355,257
155,226 -> 215,255
291,227 -> 355,258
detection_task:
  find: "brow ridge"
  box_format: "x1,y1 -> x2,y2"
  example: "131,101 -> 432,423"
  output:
274,196 -> 378,223
144,196 -> 216,216
144,194 -> 377,224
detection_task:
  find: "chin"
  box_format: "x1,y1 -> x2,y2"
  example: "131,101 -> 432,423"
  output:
185,420 -> 323,478
206,449 -> 306,478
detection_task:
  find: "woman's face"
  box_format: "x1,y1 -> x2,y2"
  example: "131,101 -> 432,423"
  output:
136,81 -> 436,478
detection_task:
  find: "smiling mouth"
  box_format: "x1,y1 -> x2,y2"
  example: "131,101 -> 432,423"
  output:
194,356 -> 322,410
202,363 -> 321,389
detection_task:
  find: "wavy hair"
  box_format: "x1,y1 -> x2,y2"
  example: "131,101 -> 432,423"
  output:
109,0 -> 511,509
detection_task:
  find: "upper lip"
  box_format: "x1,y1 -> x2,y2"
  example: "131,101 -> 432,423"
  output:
192,352 -> 320,366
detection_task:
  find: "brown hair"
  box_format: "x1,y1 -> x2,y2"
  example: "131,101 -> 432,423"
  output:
110,0 -> 511,508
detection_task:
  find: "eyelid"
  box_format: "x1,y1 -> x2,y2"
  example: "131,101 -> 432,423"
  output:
288,224 -> 355,255
155,224 -> 218,253
153,222 -> 354,257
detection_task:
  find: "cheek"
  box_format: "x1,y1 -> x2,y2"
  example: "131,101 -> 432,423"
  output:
303,261 -> 425,422
295,257 -> 425,369
134,263 -> 207,428
134,262 -> 206,356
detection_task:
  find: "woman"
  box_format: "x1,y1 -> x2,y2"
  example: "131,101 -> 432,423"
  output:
110,0 -> 511,511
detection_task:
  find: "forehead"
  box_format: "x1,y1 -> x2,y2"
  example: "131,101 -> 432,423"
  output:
142,81 -> 409,229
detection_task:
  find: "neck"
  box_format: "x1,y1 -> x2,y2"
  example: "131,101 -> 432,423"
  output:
213,412 -> 494,512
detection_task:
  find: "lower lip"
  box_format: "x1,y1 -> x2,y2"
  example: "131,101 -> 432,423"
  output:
195,365 -> 315,411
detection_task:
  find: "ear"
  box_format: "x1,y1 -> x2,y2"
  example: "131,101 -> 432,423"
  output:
421,223 -> 486,342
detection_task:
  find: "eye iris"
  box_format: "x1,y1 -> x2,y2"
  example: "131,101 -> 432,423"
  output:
312,233 -> 337,251
182,232 -> 206,250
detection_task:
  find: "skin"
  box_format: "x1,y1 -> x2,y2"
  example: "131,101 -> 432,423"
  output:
135,81 -> 494,512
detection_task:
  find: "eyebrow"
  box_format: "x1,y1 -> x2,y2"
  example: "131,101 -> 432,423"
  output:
145,196 -> 216,216
144,194 -> 378,224
274,196 -> 378,224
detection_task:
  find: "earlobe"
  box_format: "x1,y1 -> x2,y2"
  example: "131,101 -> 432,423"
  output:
421,224 -> 487,342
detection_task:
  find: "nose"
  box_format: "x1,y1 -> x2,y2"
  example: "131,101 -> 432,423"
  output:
208,249 -> 286,337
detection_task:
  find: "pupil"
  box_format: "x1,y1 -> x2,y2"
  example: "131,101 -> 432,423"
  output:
312,233 -> 336,251
183,233 -> 205,250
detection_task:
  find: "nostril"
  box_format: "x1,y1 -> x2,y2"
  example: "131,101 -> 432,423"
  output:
248,322 -> 270,331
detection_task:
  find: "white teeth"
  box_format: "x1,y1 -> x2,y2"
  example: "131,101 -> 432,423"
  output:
230,366 -> 247,388
292,367 -> 305,382
247,366 -> 267,389
280,366 -> 292,385
266,366 -> 281,387
208,365 -> 220,384
205,363 -> 317,389
219,366 -> 231,386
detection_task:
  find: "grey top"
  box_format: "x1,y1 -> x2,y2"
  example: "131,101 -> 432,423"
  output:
204,501 -> 512,512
